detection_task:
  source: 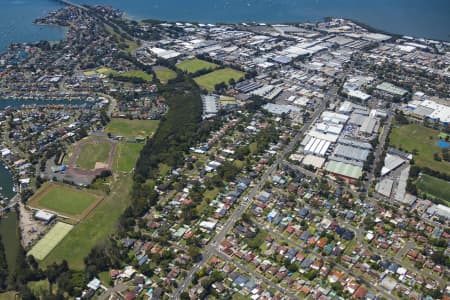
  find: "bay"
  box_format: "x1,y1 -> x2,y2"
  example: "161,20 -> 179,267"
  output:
0,0 -> 449,54
0,0 -> 67,53
73,0 -> 450,41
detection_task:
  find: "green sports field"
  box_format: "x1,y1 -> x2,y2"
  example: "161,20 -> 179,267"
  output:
28,222 -> 73,260
154,66 -> 177,84
42,175 -> 133,270
30,184 -> 99,217
114,142 -> 144,172
105,119 -> 159,138
389,123 -> 450,175
176,58 -> 218,74
75,141 -> 112,170
416,174 -> 450,204
194,68 -> 245,91
119,70 -> 153,81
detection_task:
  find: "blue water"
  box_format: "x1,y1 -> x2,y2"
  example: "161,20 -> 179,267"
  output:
0,0 -> 449,54
72,0 -> 450,41
0,0 -> 67,52
0,162 -> 14,201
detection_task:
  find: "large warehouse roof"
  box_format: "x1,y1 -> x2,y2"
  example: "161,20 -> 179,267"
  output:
376,82 -> 408,96
338,137 -> 372,150
325,161 -> 362,179
381,154 -> 406,176
334,144 -> 370,162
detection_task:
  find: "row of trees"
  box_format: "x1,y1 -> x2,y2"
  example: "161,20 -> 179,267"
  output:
0,236 -> 8,291
120,75 -> 206,227
134,77 -> 203,181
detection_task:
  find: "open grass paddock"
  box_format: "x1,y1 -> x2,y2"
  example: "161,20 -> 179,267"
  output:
176,58 -> 218,74
105,119 -> 159,138
28,222 -> 74,260
194,68 -> 244,91
389,123 -> 450,175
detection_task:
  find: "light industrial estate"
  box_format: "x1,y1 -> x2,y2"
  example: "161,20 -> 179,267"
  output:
0,3 -> 449,300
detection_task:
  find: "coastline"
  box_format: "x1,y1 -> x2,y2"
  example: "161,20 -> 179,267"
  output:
1,7 -> 448,60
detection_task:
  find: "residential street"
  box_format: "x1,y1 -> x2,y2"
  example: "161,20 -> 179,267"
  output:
170,89 -> 330,299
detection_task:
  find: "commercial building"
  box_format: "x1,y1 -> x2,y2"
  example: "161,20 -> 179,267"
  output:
34,210 -> 56,224
302,154 -> 326,169
303,137 -> 331,157
426,204 -> 450,220
381,154 -> 406,176
333,144 -> 370,162
376,178 -> 394,197
347,89 -> 371,102
262,103 -> 301,115
325,160 -> 362,183
321,111 -> 349,124
337,137 -> 372,150
202,95 -> 219,119
406,99 -> 450,126
359,116 -> 377,136
376,82 -> 408,97
149,47 -> 181,60
394,166 -> 410,204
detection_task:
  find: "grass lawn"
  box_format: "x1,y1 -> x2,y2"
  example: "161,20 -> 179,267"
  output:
105,119 -> 159,138
119,70 -> 153,81
389,123 -> 450,175
99,271 -> 111,287
194,68 -> 245,91
96,67 -> 114,75
31,184 -> 99,216
416,174 -> 450,204
83,68 -> 152,81
0,211 -> 19,276
249,142 -> 258,154
83,70 -> 96,76
234,160 -> 245,169
0,292 -> 18,300
28,280 -> 53,295
42,175 -> 133,270
114,142 -> 144,172
204,187 -> 220,201
154,66 -> 177,84
158,163 -> 170,177
439,132 -> 450,140
75,141 -> 111,170
196,187 -> 220,214
120,70 -> 153,81
176,58 -> 218,74
232,293 -> 249,300
28,222 -> 74,260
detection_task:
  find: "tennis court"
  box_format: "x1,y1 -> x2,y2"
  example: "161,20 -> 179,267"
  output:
28,222 -> 73,260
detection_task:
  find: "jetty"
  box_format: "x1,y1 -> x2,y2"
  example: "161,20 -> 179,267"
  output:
0,194 -> 20,214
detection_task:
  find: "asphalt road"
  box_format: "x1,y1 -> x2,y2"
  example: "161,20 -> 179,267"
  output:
365,114 -> 393,193
213,249 -> 301,300
170,90 -> 330,299
253,221 -> 395,300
